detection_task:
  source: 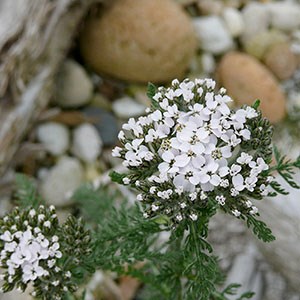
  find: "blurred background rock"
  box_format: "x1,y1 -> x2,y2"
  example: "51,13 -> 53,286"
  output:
0,0 -> 300,299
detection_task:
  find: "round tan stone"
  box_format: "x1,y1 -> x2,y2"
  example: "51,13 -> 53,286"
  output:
217,51 -> 286,123
263,43 -> 297,80
197,0 -> 224,15
80,0 -> 197,83
243,30 -> 288,60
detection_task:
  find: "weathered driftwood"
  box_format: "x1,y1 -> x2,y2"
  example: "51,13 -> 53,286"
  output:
0,0 -> 104,176
256,172 -> 300,292
255,134 -> 300,292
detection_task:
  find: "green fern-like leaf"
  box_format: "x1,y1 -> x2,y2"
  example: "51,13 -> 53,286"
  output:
269,180 -> 289,195
237,291 -> 256,300
109,171 -> 127,184
72,184 -> 117,224
147,82 -> 157,99
246,216 -> 275,242
14,173 -> 42,209
147,82 -> 161,110
272,146 -> 300,189
252,99 -> 260,110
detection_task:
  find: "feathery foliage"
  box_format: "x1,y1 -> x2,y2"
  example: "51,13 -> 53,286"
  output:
14,173 -> 43,209
3,78 -> 300,299
72,184 -> 254,300
271,146 -> 300,189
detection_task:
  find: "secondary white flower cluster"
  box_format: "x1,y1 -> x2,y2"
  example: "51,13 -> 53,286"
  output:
113,78 -> 273,224
0,205 -> 71,296
0,206 -> 62,284
0,227 -> 61,284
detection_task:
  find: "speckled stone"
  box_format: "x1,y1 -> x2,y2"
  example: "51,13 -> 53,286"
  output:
263,43 -> 297,80
222,7 -> 245,38
71,123 -> 103,163
80,0 -> 197,83
241,3 -> 270,41
243,30 -> 288,60
217,51 -> 286,123
55,59 -> 93,108
36,122 -> 70,156
40,156 -> 84,207
112,96 -> 146,119
267,2 -> 300,32
197,0 -> 223,15
193,16 -> 234,55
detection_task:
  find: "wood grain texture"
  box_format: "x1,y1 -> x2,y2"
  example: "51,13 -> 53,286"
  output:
0,0 -> 104,176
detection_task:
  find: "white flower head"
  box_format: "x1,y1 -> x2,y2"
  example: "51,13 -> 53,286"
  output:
0,204 -> 91,297
189,192 -> 197,201
237,152 -> 253,165
112,146 -> 122,157
232,209 -> 241,217
113,78 -> 273,224
122,177 -> 130,185
180,202 -> 187,209
29,209 -> 36,218
44,221 -> 51,228
189,213 -> 198,221
215,195 -> 226,206
136,194 -> 144,201
151,204 -> 159,212
230,188 -> 239,197
250,206 -> 258,215
200,191 -> 207,200
176,214 -> 183,222
118,130 -> 125,140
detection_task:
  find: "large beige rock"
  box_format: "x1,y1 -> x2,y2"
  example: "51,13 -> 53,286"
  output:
263,43 -> 297,80
80,0 -> 197,83
217,51 -> 286,123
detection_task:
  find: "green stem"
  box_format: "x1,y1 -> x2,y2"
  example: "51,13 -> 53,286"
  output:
211,291 -> 226,300
177,290 -> 183,300
190,221 -> 201,262
168,227 -> 185,300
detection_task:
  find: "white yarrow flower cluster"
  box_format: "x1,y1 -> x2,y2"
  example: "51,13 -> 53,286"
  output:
0,203 -> 92,299
0,206 -> 62,288
0,228 -> 61,284
113,78 -> 273,224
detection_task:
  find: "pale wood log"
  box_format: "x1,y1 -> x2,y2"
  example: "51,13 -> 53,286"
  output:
256,172 -> 300,292
255,133 -> 300,292
0,0 -> 105,176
